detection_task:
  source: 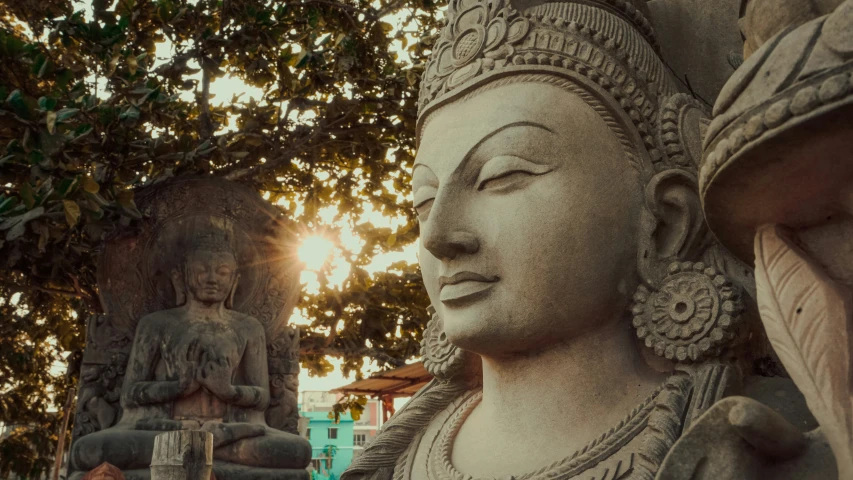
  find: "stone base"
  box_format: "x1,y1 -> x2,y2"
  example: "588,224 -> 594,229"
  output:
71,462 -> 309,480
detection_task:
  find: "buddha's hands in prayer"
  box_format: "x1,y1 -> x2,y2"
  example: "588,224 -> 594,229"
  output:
177,360 -> 201,397
175,338 -> 202,397
198,352 -> 237,402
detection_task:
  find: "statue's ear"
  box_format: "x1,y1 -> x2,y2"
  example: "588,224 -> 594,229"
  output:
637,170 -> 711,285
171,268 -> 187,306
226,273 -> 240,310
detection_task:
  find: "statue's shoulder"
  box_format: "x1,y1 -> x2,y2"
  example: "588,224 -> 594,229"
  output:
742,374 -> 818,431
227,310 -> 265,335
658,378 -> 835,480
137,308 -> 184,329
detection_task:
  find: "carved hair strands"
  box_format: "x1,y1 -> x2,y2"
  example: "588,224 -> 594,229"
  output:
341,378 -> 471,480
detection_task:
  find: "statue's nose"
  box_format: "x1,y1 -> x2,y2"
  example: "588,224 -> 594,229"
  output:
423,230 -> 479,261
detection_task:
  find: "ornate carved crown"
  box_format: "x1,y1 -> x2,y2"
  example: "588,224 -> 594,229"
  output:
417,0 -> 704,173
189,230 -> 237,256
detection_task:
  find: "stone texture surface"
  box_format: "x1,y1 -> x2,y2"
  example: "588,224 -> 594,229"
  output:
648,0 -> 745,107
740,0 -> 844,58
69,177 -> 310,479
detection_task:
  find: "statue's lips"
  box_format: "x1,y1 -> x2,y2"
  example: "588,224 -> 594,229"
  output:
438,272 -> 498,304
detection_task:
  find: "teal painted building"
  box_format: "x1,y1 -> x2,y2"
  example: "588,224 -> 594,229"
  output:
302,409 -> 355,479
299,391 -> 382,479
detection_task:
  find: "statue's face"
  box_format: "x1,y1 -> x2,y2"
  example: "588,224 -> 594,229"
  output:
414,82 -> 644,356
185,249 -> 238,304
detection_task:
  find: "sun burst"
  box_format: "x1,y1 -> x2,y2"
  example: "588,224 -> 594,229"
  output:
298,235 -> 335,271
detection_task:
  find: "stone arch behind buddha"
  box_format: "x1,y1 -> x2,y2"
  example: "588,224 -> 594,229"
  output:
71,176 -> 304,455
98,177 -> 302,339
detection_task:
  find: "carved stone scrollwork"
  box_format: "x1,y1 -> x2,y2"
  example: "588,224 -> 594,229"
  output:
266,326 -> 301,433
72,314 -> 131,442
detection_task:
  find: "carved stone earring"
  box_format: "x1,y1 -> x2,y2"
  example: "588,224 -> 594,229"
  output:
420,306 -> 470,380
226,273 -> 240,310
631,262 -> 744,363
170,269 -> 187,306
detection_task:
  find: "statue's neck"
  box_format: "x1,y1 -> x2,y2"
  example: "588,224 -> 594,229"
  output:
465,315 -> 666,471
184,298 -> 227,318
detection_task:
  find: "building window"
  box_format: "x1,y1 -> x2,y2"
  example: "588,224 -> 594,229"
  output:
328,427 -> 338,439
354,433 -> 367,446
305,428 -> 311,440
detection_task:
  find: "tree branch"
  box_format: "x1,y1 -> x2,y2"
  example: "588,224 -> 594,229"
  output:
302,0 -> 380,21
300,344 -> 407,367
198,64 -> 213,141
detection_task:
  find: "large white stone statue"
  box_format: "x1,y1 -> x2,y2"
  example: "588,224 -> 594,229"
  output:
340,0 -> 853,478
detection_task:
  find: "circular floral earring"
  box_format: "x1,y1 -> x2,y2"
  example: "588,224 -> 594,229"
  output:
631,262 -> 744,363
420,306 -> 471,380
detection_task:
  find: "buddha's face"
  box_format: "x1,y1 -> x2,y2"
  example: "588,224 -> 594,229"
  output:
184,249 -> 238,305
414,82 -> 644,356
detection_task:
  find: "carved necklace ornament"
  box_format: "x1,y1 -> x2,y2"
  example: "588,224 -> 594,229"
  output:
631,262 -> 744,363
425,384 -> 665,480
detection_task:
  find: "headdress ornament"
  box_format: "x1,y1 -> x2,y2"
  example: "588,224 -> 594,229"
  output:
189,230 -> 237,257
417,0 -> 698,173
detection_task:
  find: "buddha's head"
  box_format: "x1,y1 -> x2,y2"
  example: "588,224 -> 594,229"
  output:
173,231 -> 240,307
415,0 -> 756,362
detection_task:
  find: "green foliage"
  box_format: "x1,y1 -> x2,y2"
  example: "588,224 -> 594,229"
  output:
323,444 -> 339,458
0,0 -> 445,474
329,394 -> 367,422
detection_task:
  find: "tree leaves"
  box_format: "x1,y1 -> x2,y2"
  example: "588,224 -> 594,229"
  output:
0,0 -> 447,473
62,200 -> 80,226
0,207 -> 44,241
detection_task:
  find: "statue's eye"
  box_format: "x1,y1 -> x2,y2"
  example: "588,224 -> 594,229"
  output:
478,171 -> 534,190
476,155 -> 552,192
414,198 -> 434,219
217,267 -> 232,276
413,186 -> 437,220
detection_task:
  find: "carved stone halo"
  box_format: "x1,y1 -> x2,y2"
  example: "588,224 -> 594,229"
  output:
97,176 -> 302,340
631,262 -> 744,363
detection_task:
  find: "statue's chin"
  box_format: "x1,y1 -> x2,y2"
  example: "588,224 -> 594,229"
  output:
191,293 -> 228,305
443,316 -> 536,358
